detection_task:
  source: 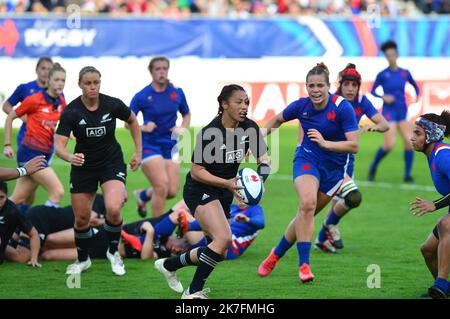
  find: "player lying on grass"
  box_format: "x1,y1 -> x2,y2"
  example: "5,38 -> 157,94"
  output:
0,181 -> 41,267
5,194 -> 106,264
6,200 -> 191,262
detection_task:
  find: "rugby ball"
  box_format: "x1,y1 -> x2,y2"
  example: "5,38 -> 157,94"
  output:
236,168 -> 263,206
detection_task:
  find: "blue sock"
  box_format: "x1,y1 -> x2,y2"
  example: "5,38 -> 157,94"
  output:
370,147 -> 387,172
434,277 -> 449,294
139,189 -> 151,202
404,150 -> 414,177
188,220 -> 202,231
318,210 -> 341,243
153,216 -> 176,238
45,200 -> 60,208
274,235 -> 294,258
317,227 -> 328,243
326,211 -> 341,226
296,242 -> 312,265
18,204 -> 30,216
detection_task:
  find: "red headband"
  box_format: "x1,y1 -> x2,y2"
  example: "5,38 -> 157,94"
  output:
341,68 -> 361,83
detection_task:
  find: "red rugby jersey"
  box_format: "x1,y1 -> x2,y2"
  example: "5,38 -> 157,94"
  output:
15,91 -> 66,153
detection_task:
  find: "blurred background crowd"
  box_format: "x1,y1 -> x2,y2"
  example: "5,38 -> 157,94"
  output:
0,0 -> 449,17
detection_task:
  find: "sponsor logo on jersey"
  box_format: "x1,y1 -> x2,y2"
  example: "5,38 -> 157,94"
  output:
79,119 -> 87,125
0,216 -> 5,224
220,144 -> 227,150
41,120 -> 58,129
86,126 -> 106,137
226,149 -> 244,163
202,193 -> 210,200
41,107 -> 50,113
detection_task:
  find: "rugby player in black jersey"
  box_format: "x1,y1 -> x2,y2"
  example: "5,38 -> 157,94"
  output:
154,84 -> 270,299
55,66 -> 142,276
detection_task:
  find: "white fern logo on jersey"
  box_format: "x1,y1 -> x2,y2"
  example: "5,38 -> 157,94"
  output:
79,119 -> 87,125
240,135 -> 249,144
101,113 -> 112,123
202,193 -> 210,200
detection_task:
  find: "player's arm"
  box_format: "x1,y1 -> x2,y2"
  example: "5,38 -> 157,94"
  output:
2,84 -> 22,115
361,113 -> 389,133
140,222 -> 155,260
263,112 -> 286,137
54,134 -> 85,166
3,109 -> 20,158
370,73 -> 382,98
171,111 -> 191,135
25,227 -> 41,268
2,100 -> 13,115
407,70 -> 420,101
89,211 -> 105,227
124,112 -> 142,171
411,192 -> 450,216
308,129 -> 359,153
172,89 -> 191,135
248,206 -> 265,229
298,121 -> 304,144
191,163 -> 242,197
0,156 -> 46,181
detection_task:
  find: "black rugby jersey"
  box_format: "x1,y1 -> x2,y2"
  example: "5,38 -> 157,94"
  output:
187,115 -> 268,183
56,94 -> 131,169
0,200 -> 33,263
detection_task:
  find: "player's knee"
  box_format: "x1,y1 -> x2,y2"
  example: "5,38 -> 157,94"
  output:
53,186 -> 64,200
153,183 -> 168,197
437,217 -> 450,235
41,250 -> 56,260
167,186 -> 178,199
300,199 -> 316,214
420,242 -> 435,258
75,216 -> 90,229
215,233 -> 232,252
344,189 -> 362,209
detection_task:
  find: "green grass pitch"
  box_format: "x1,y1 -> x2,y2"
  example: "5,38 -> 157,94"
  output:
0,126 -> 443,298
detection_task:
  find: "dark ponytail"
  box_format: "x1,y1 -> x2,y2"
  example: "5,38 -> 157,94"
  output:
422,110 -> 450,137
217,84 -> 245,115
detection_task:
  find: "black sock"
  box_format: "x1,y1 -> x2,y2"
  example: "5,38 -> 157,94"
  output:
189,247 -> 224,294
164,247 -> 205,272
104,219 -> 123,254
74,227 -> 93,262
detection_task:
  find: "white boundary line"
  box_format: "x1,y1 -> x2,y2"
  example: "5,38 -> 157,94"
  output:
10,157 -> 436,193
